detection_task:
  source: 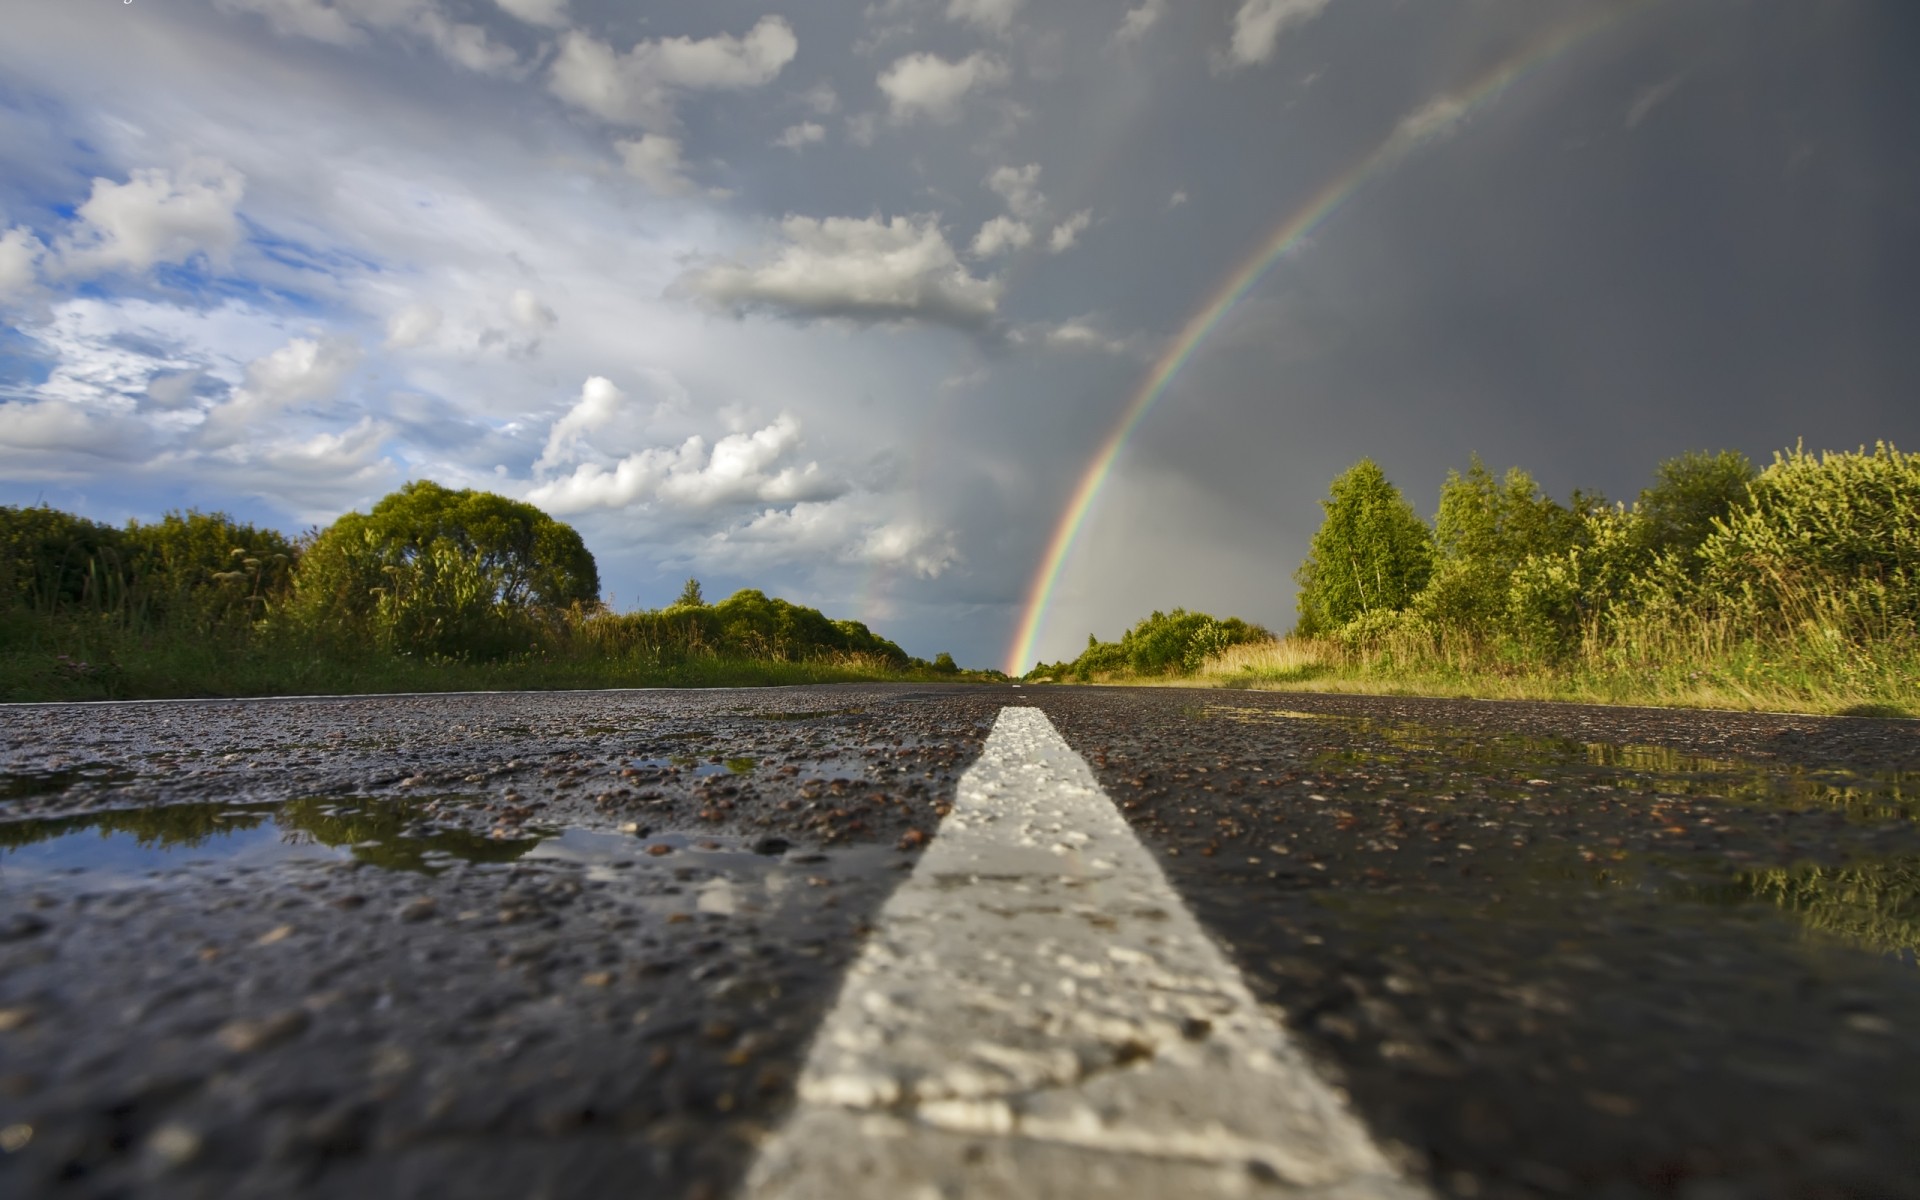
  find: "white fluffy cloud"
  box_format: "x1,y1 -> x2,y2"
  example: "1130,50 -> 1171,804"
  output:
1115,0 -> 1167,44
1043,317 -> 1127,354
200,334 -> 361,446
1390,94 -> 1471,150
491,0 -> 567,29
509,289 -> 557,332
674,214 -> 1002,330
216,0 -> 516,73
534,374 -> 625,471
773,122 -> 827,150
1047,208 -> 1092,254
970,215 -> 1032,257
55,160 -> 246,278
986,163 -> 1045,220
384,302 -> 442,349
946,0 -> 1023,35
708,502 -> 958,579
1228,0 -> 1332,67
549,16 -> 798,129
529,412 -> 841,514
0,227 -> 45,297
617,134 -> 698,196
878,52 -> 1008,124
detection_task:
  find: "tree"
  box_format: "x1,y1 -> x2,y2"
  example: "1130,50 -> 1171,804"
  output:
1421,455 -> 1585,639
286,481 -> 598,658
1631,449 -> 1756,566
1293,460 -> 1434,636
675,578 -> 706,608
932,652 -> 959,674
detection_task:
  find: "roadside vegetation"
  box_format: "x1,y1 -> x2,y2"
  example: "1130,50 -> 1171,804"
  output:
1,481 -> 994,702
1029,442 -> 1919,718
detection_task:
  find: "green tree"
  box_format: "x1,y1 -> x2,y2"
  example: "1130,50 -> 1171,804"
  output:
675,578 -> 706,607
285,481 -> 598,658
1293,459 -> 1434,636
1631,449 -> 1757,567
1422,456 -> 1585,639
932,651 -> 959,674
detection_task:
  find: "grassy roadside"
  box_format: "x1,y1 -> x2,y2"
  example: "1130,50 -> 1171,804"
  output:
0,618 -> 975,703
1169,637 -> 1919,718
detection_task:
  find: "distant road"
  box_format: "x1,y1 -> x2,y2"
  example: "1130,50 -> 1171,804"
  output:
2,685 -> 1917,1198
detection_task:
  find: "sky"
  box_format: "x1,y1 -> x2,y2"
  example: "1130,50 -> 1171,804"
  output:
2,0 -> 1916,673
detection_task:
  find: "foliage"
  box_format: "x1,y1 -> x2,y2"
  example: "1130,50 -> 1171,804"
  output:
0,485 -> 967,701
932,652 -> 959,674
1042,608 -> 1271,681
1293,459 -> 1433,636
283,481 -> 599,660
1185,442 -> 1919,718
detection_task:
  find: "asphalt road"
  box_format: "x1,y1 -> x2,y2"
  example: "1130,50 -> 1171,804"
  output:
2,684 -> 1917,1199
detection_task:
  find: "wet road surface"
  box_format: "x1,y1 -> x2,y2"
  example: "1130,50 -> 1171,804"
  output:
2,684 -> 1917,1198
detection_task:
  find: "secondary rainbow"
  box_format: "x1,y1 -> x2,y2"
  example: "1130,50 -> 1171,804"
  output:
1003,4 -> 1650,676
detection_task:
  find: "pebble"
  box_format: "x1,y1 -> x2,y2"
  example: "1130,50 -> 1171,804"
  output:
217,1009 -> 311,1053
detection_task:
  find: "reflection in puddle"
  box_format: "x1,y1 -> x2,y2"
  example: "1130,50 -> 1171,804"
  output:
0,797 -> 545,883
0,802 -> 907,928
1211,703 -> 1920,824
1211,704 -> 1920,963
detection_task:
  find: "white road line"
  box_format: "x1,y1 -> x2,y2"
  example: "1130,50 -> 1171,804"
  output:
743,706 -> 1431,1199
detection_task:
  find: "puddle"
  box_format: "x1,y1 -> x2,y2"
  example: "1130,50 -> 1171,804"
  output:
1217,704 -> 1920,825
0,800 -> 908,908
0,798 -> 544,885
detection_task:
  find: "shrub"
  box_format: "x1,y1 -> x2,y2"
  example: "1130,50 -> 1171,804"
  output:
283,481 -> 598,659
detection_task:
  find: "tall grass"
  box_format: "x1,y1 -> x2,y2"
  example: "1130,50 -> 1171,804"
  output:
1195,573 -> 1920,716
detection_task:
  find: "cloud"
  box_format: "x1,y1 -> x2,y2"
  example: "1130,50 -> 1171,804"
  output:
946,0 -> 1023,35
986,163 -> 1045,220
213,0 -> 359,46
970,215 -> 1032,257
1115,0 -> 1167,44
215,0 -> 517,73
54,160 -> 246,278
845,113 -> 880,146
709,502 -> 959,579
617,133 -> 698,196
1168,189 -> 1188,208
548,16 -> 798,129
384,302 -> 442,349
535,374 -> 625,471
673,214 -> 1002,331
1390,93 -> 1471,149
800,82 -> 840,114
1626,75 -> 1685,129
773,121 -> 827,151
1047,208 -> 1092,254
0,400 -> 149,468
1043,317 -> 1127,354
0,227 -> 45,297
1228,0 -> 1331,68
492,0 -> 567,29
529,412 -> 843,514
878,52 -> 1008,124
509,288 -> 557,332
200,334 -> 361,446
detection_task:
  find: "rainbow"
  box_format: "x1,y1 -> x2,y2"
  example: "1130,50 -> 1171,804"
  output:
1003,4 -> 1652,675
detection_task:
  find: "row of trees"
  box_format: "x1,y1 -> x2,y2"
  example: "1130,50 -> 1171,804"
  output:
2,481 -> 917,670
1293,443 -> 1918,662
1032,607 -> 1272,681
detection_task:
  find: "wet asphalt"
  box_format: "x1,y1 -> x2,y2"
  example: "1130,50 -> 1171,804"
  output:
2,684 -> 1917,1199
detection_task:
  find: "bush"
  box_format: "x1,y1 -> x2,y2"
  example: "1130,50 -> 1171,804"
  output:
283,481 -> 598,659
